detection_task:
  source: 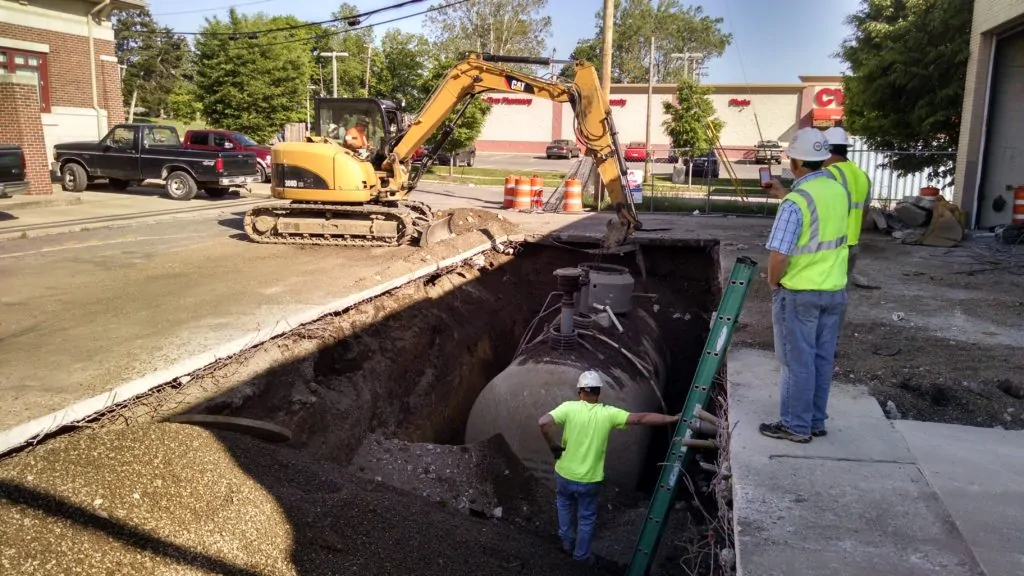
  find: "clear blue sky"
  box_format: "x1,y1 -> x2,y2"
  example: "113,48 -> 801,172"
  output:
147,0 -> 860,83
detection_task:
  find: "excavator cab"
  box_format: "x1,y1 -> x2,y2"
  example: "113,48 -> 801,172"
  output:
314,98 -> 405,170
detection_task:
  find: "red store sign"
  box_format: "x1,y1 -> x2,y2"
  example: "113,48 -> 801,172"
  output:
815,87 -> 844,107
484,96 -> 533,106
609,98 -> 627,107
728,98 -> 751,107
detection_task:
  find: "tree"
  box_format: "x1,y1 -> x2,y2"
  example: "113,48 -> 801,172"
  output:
166,81 -> 201,122
419,55 -> 492,175
370,29 -> 432,110
569,0 -> 731,85
558,38 -> 603,81
194,10 -> 315,143
424,0 -> 552,72
322,3 -> 378,97
837,0 -> 971,178
113,8 -> 191,117
662,78 -> 723,156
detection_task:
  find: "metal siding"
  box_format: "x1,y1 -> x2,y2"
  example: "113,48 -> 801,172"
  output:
477,97 -> 551,142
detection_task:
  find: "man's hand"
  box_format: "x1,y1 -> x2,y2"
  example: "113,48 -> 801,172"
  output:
550,445 -> 564,460
767,178 -> 789,199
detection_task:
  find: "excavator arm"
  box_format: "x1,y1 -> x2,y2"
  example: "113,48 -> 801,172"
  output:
384,53 -> 643,246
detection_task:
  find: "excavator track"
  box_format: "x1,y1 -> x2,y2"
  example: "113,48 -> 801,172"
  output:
243,200 -> 439,247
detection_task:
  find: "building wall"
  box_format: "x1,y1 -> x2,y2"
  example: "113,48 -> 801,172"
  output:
954,0 -> 1024,221
0,76 -> 52,195
474,79 -> 836,158
0,0 -> 125,169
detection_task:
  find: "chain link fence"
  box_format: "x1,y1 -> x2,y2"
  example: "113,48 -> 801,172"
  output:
584,144 -> 955,217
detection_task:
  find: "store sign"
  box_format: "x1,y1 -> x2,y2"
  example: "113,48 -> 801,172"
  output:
484,96 -> 533,106
609,98 -> 627,107
814,87 -> 844,107
728,98 -> 751,107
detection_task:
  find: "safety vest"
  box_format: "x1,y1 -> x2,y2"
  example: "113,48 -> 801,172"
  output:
781,175 -> 850,292
827,161 -> 870,246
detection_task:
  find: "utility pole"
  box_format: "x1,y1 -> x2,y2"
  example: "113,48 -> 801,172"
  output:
364,44 -> 373,97
319,52 -> 348,97
600,0 -> 614,100
644,36 -> 656,180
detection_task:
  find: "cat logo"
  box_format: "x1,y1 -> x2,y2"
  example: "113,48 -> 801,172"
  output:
509,79 -> 526,92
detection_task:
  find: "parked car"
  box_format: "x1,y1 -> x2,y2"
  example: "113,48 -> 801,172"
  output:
411,145 -> 428,164
545,139 -> 581,159
754,140 -> 783,164
623,142 -> 648,162
435,145 -> 476,167
0,145 -> 29,198
52,124 -> 261,200
184,129 -> 272,182
689,149 -> 720,179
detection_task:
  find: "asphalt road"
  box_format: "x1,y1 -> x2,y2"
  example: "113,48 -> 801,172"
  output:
473,152 -> 767,179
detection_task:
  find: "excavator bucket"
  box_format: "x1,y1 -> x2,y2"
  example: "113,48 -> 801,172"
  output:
419,213 -> 455,246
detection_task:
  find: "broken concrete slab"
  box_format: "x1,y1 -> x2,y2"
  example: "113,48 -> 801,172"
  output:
896,421 -> 1024,576
894,202 -> 931,227
728,347 -> 984,576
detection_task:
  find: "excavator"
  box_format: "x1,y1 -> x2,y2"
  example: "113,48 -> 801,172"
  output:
243,53 -> 643,248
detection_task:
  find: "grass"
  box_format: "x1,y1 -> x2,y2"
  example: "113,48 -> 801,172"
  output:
585,194 -> 780,216
133,116 -> 209,136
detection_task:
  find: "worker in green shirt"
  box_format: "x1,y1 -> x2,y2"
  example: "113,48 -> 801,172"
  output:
537,370 -> 680,565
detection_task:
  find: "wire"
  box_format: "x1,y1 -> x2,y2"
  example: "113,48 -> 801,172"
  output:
136,0 -> 433,36
152,0 -> 276,16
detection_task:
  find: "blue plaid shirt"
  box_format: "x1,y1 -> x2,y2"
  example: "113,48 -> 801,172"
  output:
765,171 -> 834,255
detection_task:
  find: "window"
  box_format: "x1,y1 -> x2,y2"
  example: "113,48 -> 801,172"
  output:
106,127 -> 136,150
232,133 -> 258,147
0,48 -> 49,112
211,133 -> 227,147
144,127 -> 180,147
188,132 -> 210,146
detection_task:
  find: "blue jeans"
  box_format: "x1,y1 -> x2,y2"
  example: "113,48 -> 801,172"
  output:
772,287 -> 847,435
555,472 -> 601,561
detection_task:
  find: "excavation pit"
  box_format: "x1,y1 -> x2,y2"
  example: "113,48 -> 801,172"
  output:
0,238 -> 728,574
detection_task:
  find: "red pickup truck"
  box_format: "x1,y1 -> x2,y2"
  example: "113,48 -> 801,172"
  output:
183,129 -> 271,182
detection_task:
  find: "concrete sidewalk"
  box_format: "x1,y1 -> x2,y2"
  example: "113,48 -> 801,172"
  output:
728,348 -> 986,576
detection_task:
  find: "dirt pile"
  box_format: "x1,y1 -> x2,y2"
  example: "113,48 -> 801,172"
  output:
349,433 -> 555,531
0,422 -> 615,576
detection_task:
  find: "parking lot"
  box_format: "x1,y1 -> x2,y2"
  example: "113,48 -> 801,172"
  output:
473,152 -> 769,180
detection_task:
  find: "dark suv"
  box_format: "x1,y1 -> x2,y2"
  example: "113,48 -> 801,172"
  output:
689,149 -> 720,179
436,145 -> 476,167
0,145 -> 29,198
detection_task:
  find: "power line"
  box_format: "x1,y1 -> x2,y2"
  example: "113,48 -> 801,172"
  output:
152,0 -> 276,17
136,0 -> 431,36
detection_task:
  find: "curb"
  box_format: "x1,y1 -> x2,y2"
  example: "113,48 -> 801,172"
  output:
0,234 -> 509,457
1,194 -> 84,211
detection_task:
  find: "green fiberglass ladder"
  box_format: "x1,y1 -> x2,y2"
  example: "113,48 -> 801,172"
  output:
625,256 -> 758,576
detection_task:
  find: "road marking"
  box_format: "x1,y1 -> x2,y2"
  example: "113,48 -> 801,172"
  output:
0,234 -> 203,259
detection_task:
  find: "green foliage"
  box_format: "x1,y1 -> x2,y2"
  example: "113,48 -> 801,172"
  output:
318,2 -> 377,97
166,81 -> 202,122
113,8 -> 191,116
418,55 -> 491,171
370,30 -> 432,108
572,0 -> 731,84
662,79 -> 722,155
193,9 -> 315,143
424,0 -> 552,73
837,0 -> 972,178
559,38 -> 603,81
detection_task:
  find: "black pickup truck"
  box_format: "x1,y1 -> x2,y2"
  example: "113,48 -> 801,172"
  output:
51,124 -> 261,200
0,145 -> 29,198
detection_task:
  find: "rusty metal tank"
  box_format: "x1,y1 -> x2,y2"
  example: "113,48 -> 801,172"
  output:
465,264 -> 669,490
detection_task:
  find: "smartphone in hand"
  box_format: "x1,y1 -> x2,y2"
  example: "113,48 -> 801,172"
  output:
759,167 -> 772,188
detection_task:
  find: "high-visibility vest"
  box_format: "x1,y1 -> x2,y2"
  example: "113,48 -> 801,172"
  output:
827,161 -> 870,246
781,175 -> 850,292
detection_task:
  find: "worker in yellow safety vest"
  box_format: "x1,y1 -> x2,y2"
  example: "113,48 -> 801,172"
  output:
761,127 -> 849,443
823,127 -> 876,289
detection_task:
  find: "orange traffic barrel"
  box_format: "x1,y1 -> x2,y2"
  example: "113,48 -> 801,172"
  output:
530,174 -> 544,211
1013,186 -> 1024,225
503,175 -> 516,209
562,179 -> 583,213
513,176 -> 533,211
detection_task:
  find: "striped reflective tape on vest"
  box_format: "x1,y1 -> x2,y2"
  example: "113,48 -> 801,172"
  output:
790,189 -> 849,256
828,166 -> 854,210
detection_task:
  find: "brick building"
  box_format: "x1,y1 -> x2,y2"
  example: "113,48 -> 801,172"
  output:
472,75 -> 845,159
954,0 -> 1024,229
0,0 -> 144,195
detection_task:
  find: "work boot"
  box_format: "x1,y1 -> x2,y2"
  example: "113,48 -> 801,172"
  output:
812,428 -> 828,437
561,540 -> 575,556
759,421 -> 811,443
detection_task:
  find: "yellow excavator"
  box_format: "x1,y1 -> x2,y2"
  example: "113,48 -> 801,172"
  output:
243,53 -> 643,248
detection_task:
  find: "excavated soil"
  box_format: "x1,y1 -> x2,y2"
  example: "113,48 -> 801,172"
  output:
0,240 -> 722,574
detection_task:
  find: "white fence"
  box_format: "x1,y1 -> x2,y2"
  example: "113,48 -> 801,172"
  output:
847,138 -> 954,210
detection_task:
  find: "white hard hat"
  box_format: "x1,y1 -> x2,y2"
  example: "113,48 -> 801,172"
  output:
823,127 -> 850,146
786,127 -> 831,162
577,370 -> 604,389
